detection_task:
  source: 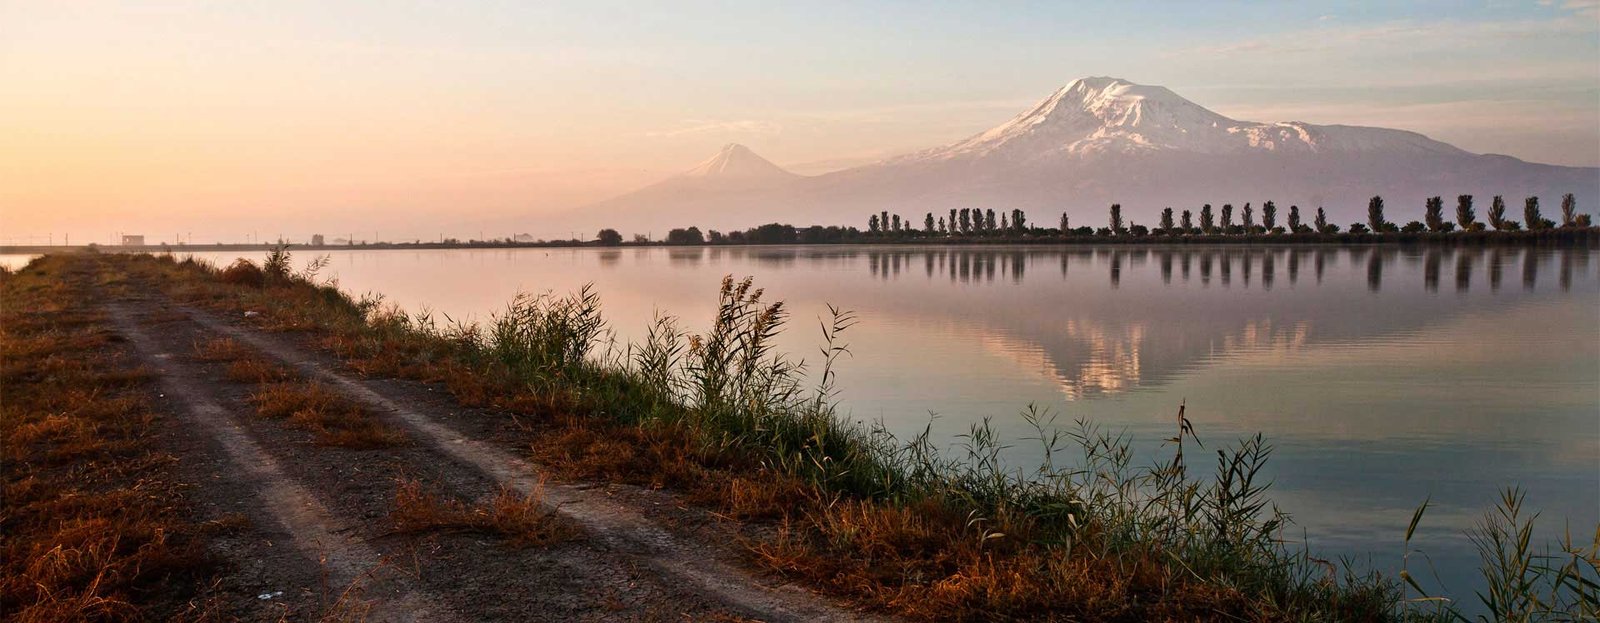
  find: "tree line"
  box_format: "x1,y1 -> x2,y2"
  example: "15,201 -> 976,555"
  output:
862,194 -> 1589,238
597,193 -> 1590,245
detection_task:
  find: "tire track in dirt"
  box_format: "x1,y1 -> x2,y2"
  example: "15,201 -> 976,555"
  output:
107,302 -> 461,623
184,307 -> 882,623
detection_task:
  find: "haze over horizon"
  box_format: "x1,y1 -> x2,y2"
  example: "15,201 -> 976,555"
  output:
4,1 -> 1598,244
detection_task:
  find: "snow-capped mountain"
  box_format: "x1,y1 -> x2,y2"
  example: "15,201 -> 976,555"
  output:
569,78 -> 1596,235
904,77 -> 1468,161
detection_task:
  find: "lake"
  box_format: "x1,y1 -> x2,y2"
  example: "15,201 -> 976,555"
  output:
12,244 -> 1598,597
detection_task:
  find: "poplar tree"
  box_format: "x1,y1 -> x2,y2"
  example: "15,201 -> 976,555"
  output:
1524,197 -> 1544,230
1456,195 -> 1476,231
1424,196 -> 1446,232
1263,201 -> 1277,231
1367,196 -> 1388,232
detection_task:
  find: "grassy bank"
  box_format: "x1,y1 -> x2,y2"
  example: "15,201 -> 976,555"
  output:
0,256 -> 220,621
86,250 -> 1600,621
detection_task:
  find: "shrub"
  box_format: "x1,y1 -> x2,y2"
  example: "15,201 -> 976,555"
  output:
218,259 -> 265,287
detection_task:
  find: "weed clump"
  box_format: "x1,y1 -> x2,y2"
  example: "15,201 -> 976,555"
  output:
217,259 -> 264,287
248,382 -> 405,448
390,477 -> 575,548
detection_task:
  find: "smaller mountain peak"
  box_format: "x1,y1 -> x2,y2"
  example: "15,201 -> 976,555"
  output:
682,143 -> 799,181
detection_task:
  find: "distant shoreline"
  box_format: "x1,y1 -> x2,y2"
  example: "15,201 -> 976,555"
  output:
5,228 -> 1596,256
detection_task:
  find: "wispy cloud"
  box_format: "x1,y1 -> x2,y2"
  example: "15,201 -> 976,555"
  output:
1540,0 -> 1600,18
645,119 -> 782,137
1176,9 -> 1596,59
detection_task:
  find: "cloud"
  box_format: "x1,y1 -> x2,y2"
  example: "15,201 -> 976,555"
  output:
645,119 -> 782,138
1177,10 -> 1596,59
1541,0 -> 1600,18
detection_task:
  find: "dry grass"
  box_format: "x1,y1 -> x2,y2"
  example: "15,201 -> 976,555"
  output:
217,258 -> 264,288
248,381 -> 407,449
191,336 -> 250,362
192,337 -> 299,383
225,358 -> 298,384
389,477 -> 575,548
746,498 -> 1262,621
0,255 -> 216,622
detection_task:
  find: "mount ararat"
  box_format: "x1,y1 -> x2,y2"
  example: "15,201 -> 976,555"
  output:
572,77 -> 1597,234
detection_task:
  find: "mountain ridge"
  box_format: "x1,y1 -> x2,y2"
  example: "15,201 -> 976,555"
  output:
569,77 -> 1596,235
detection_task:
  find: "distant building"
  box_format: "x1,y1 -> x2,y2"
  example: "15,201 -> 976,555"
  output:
121,235 -> 145,246
311,234 -> 325,245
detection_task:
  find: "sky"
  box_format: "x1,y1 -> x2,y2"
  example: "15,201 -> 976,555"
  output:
2,0 -> 1597,244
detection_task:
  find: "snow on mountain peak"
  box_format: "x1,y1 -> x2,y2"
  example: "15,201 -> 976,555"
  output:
912,76 -> 1465,162
681,143 -> 798,180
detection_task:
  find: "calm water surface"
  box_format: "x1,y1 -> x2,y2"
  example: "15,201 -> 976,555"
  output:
15,245 -> 1599,595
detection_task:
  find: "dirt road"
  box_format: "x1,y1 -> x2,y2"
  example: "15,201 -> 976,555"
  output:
103,281 -> 877,621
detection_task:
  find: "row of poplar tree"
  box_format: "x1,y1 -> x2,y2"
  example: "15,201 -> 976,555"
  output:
866,193 -> 1588,237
